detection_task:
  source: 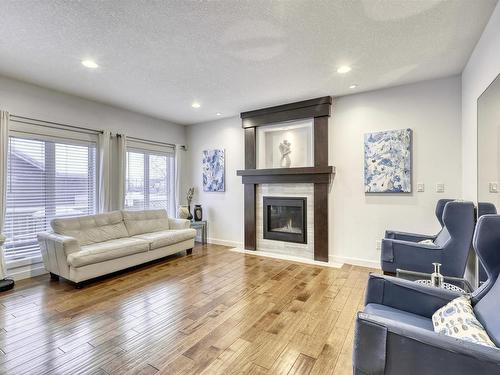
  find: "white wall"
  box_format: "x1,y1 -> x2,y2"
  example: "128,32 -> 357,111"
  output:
185,76 -> 463,267
184,117 -> 244,247
0,75 -> 186,280
331,76 -> 462,267
0,75 -> 186,144
461,3 -> 500,201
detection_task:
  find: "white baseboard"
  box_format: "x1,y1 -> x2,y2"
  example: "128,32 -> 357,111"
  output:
230,248 -> 343,268
330,255 -> 381,270
206,238 -> 244,248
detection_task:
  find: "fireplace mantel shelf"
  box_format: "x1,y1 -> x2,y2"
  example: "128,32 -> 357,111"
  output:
237,166 -> 335,184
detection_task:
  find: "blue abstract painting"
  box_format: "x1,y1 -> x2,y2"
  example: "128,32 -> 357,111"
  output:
202,149 -> 225,192
364,129 -> 412,193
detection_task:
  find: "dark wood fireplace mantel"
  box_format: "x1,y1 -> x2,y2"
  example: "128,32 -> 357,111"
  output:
237,166 -> 335,184
237,96 -> 334,262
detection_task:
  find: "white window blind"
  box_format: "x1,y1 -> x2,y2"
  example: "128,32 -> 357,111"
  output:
125,148 -> 174,211
4,136 -> 97,261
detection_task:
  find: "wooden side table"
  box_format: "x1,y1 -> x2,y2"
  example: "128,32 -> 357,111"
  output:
191,220 -> 207,245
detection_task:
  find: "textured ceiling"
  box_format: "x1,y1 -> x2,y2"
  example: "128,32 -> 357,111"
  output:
0,0 -> 497,125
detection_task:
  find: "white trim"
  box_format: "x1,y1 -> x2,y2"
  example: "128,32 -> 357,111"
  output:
6,254 -> 43,269
330,255 -> 381,269
230,247 -> 343,268
207,237 -> 244,248
8,262 -> 47,281
127,141 -> 175,155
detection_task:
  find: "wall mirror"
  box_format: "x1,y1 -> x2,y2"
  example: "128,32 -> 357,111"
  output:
477,73 -> 500,283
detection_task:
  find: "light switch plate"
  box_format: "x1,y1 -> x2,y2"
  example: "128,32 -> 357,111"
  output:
417,183 -> 425,192
489,182 -> 499,193
436,183 -> 445,193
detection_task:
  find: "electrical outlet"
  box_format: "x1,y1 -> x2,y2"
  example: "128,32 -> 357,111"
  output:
489,182 -> 499,193
436,183 -> 445,193
375,240 -> 382,252
417,183 -> 425,192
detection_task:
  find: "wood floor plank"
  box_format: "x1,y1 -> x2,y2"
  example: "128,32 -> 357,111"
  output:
0,244 -> 377,374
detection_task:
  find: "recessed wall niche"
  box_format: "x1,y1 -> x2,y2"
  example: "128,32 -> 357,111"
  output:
256,119 -> 314,169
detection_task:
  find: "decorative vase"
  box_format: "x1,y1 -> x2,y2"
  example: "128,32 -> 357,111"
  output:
194,205 -> 203,221
177,205 -> 190,219
187,204 -> 193,220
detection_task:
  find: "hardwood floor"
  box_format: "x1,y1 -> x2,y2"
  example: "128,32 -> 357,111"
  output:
0,244 -> 377,374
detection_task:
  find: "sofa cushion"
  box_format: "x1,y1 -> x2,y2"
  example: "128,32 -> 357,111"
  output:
51,211 -> 128,246
364,303 -> 434,331
67,237 -> 149,268
133,229 -> 196,250
122,209 -> 170,236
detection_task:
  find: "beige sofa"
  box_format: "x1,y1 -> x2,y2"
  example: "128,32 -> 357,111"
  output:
38,209 -> 196,286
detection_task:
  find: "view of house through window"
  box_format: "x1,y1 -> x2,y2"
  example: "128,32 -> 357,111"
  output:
4,136 -> 97,262
125,150 -> 173,211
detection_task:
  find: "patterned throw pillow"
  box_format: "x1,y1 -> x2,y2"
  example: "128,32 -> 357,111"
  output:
432,295 -> 496,347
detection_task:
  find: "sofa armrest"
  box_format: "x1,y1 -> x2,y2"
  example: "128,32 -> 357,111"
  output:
168,218 -> 191,230
354,312 -> 500,375
37,232 -> 80,278
365,274 -> 461,318
384,230 -> 436,242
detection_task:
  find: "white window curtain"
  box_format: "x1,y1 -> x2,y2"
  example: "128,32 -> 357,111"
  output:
98,130 -> 112,213
175,144 -> 186,218
0,111 -> 10,279
116,133 -> 127,210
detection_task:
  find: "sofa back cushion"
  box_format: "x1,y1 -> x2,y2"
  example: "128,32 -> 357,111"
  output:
122,209 -> 170,236
51,211 -> 128,246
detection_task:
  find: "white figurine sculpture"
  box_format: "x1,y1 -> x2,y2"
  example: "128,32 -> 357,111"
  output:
279,139 -> 291,168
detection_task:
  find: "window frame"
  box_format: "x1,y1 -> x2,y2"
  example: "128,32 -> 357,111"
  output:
125,144 -> 174,212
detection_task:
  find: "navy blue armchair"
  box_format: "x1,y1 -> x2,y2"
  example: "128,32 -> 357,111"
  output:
354,214 -> 500,375
381,201 -> 475,277
384,198 -> 454,242
478,202 -> 497,284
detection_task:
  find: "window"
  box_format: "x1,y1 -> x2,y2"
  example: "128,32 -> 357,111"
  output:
4,136 -> 97,261
125,149 -> 174,211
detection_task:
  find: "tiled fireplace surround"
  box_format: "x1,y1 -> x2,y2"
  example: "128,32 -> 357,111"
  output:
257,184 -> 314,260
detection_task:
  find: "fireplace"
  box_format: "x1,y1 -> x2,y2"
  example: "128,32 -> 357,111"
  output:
263,196 -> 307,244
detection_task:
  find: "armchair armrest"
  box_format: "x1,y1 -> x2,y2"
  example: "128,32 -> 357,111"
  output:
168,218 -> 191,230
381,238 -> 442,273
354,312 -> 500,375
37,232 -> 80,278
385,230 -> 436,242
365,274 -> 461,318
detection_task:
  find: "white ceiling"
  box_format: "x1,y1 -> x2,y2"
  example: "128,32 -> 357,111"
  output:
0,0 -> 497,125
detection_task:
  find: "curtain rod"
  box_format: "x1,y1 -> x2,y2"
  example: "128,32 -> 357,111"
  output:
10,115 -> 104,135
122,134 -> 175,148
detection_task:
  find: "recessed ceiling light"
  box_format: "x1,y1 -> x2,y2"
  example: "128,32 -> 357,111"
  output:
216,112 -> 222,116
81,59 -> 99,69
337,65 -> 351,74
349,84 -> 358,89
191,102 -> 201,108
